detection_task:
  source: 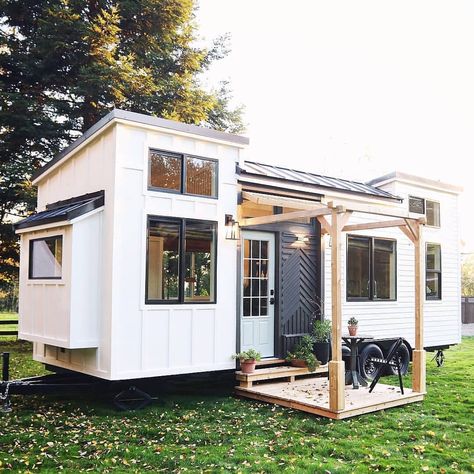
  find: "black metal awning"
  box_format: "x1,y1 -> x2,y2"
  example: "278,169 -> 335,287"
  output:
14,191 -> 105,230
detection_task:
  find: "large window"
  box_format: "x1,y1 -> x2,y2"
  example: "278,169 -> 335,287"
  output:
149,150 -> 217,197
408,196 -> 440,227
146,217 -> 216,303
29,236 -> 63,279
347,235 -> 396,301
426,243 -> 441,300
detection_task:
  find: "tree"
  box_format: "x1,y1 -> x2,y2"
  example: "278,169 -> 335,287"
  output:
462,255 -> 474,296
0,0 -> 244,306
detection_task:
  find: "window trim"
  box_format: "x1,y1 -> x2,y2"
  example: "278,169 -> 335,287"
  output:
28,235 -> 63,280
346,234 -> 398,302
145,215 -> 218,305
147,148 -> 219,199
426,242 -> 442,300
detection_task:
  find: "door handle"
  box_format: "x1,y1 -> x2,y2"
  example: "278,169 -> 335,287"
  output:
269,297 -> 275,305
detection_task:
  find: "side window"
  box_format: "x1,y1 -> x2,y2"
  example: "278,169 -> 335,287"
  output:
425,200 -> 440,227
29,236 -> 63,279
426,243 -> 441,299
148,149 -> 218,198
146,217 -> 217,304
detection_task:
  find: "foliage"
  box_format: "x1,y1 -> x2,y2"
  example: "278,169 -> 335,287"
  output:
232,349 -> 261,362
347,316 -> 359,326
461,255 -> 474,296
312,319 -> 331,343
286,335 -> 319,372
0,335 -> 473,472
0,0 -> 244,302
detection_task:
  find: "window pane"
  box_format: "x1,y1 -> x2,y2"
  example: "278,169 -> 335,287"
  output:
426,244 -> 441,271
185,157 -> 217,197
374,239 -> 396,299
347,236 -> 370,298
184,221 -> 216,302
426,272 -> 441,299
149,151 -> 182,191
147,221 -> 180,301
30,236 -> 63,279
426,201 -> 440,227
409,196 -> 425,214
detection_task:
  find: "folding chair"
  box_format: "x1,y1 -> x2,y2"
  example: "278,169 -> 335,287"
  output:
368,338 -> 404,395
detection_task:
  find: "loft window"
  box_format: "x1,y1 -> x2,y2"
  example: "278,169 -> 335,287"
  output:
408,196 -> 440,227
146,217 -> 216,304
148,150 -> 217,197
29,236 -> 63,279
426,243 -> 441,300
347,235 -> 396,301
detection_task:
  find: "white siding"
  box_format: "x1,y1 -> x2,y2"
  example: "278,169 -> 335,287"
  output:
324,181 -> 461,349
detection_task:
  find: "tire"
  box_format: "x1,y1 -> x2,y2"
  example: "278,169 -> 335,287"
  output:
359,344 -> 384,381
387,343 -> 410,376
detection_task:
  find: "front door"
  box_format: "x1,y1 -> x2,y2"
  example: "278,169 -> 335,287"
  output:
240,231 -> 275,357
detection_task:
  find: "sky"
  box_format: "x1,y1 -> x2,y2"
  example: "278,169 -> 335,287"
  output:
196,0 -> 474,252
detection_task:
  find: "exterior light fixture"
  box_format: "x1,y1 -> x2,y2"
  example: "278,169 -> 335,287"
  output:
225,214 -> 240,240
297,235 -> 309,243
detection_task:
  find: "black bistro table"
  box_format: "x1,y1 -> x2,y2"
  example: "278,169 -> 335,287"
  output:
342,334 -> 374,389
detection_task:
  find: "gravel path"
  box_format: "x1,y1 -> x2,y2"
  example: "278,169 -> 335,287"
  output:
462,324 -> 474,336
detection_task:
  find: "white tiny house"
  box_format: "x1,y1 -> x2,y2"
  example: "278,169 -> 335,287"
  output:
15,109 -> 462,382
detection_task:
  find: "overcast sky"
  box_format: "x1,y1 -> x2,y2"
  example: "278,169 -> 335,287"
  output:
196,0 -> 474,251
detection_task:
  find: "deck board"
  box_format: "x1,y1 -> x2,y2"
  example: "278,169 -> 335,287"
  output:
235,378 -> 425,419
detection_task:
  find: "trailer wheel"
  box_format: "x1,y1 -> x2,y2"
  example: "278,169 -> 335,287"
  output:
387,343 -> 410,376
359,344 -> 384,380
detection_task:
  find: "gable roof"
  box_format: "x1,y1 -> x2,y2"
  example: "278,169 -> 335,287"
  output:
239,161 -> 402,201
15,191 -> 104,230
32,109 -> 249,182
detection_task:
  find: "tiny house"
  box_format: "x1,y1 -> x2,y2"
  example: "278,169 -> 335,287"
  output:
15,109 -> 462,384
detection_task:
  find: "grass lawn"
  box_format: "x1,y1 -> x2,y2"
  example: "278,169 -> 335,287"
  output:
0,312 -> 18,336
0,337 -> 472,473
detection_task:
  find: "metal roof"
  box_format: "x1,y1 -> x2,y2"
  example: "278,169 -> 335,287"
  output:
15,191 -> 104,230
32,109 -> 249,182
239,161 -> 401,201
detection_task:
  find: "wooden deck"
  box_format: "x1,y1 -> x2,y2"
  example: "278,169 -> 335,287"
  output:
235,377 -> 425,419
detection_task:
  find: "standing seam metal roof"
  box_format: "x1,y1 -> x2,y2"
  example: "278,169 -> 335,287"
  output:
239,161 -> 401,201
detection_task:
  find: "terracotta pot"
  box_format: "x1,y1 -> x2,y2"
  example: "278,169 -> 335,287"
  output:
290,358 -> 307,368
240,359 -> 257,374
348,325 -> 358,336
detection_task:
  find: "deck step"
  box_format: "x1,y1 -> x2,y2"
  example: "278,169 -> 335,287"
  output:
236,364 -> 328,388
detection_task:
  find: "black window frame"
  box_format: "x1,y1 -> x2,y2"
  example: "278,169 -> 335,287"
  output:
28,235 -> 63,280
408,195 -> 441,228
145,216 -> 218,305
408,195 -> 425,214
148,149 -> 219,199
346,235 -> 397,302
426,242 -> 442,300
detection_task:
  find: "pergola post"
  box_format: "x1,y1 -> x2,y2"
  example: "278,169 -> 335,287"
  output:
412,222 -> 426,392
329,209 -> 345,411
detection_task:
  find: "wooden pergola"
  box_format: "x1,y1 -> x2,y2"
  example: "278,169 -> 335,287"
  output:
239,196 -> 426,416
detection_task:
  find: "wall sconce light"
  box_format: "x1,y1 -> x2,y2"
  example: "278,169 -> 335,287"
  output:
296,235 -> 309,243
225,214 -> 240,240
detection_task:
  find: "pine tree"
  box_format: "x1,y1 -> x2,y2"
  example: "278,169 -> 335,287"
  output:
0,0 -> 244,305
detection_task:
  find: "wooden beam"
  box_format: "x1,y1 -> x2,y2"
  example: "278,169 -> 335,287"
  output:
317,215 -> 332,234
398,225 -> 416,244
405,218 -> 419,242
412,222 -> 426,393
240,207 -> 332,227
340,211 -> 353,229
329,210 -> 345,412
325,200 -> 411,219
242,191 -> 325,210
342,218 -> 407,233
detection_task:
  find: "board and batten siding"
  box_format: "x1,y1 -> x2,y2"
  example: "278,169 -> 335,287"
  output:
323,181 -> 461,349
109,123 -> 240,379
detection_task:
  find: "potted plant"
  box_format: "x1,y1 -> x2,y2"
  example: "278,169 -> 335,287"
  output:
347,316 -> 359,336
286,335 -> 320,372
312,319 -> 331,365
232,349 -> 262,374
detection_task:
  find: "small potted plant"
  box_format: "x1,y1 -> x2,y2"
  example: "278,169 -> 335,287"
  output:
232,349 -> 262,374
312,319 -> 331,365
347,317 -> 359,336
286,335 -> 320,372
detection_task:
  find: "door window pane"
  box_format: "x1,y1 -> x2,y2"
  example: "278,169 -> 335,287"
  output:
347,236 -> 370,298
185,157 -> 217,197
147,221 -> 180,301
426,201 -> 440,227
149,151 -> 182,191
374,239 -> 396,299
29,236 -> 63,279
184,221 -> 216,302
